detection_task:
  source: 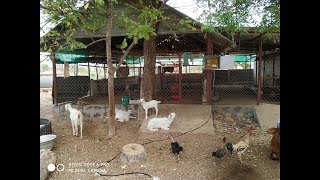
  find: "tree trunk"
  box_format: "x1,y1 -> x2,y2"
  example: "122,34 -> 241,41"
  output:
141,36 -> 156,101
140,0 -> 161,101
105,0 -> 116,138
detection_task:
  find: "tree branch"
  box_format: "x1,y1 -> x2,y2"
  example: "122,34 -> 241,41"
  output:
40,17 -> 54,30
40,3 -> 106,18
40,55 -> 50,63
86,38 -> 106,47
40,4 -> 65,16
115,41 -> 136,71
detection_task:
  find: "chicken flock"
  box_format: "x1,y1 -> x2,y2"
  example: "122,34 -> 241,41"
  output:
168,126 -> 278,165
168,128 -> 253,164
212,128 -> 253,164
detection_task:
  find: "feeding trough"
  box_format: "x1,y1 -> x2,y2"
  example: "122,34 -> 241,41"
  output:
40,134 -> 57,150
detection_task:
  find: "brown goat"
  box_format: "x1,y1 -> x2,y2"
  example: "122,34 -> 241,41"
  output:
266,127 -> 280,160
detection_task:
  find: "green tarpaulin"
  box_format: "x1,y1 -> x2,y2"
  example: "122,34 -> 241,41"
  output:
125,56 -> 144,64
234,55 -> 255,62
183,52 -> 192,66
55,49 -> 88,64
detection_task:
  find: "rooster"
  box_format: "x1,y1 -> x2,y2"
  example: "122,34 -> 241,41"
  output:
226,128 -> 253,164
212,137 -> 232,161
169,133 -> 183,162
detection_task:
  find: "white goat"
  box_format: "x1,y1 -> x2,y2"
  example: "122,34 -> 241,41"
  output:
115,108 -> 132,122
147,112 -> 176,131
140,98 -> 161,120
65,103 -> 83,139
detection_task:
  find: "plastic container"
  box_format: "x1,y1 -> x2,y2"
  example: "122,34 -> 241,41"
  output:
121,96 -> 130,105
171,95 -> 180,101
40,134 -> 57,150
277,122 -> 280,128
40,118 -> 53,136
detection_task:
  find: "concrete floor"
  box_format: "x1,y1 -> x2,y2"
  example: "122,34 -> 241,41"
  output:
139,104 -> 215,134
255,103 -> 280,131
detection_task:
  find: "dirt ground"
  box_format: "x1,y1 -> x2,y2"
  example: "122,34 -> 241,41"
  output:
40,88 -> 280,180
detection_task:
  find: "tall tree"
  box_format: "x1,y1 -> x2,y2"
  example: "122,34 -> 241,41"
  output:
140,0 -> 162,101
40,0 -> 164,138
194,0 -> 280,39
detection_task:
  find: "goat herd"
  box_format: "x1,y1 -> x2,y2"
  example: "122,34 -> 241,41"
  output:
64,98 -> 280,163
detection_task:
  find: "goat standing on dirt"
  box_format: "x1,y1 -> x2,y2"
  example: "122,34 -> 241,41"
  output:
266,127 -> 280,160
65,103 -> 83,139
140,98 -> 161,120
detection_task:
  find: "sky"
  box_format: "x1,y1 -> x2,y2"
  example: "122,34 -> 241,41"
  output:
166,0 -> 201,19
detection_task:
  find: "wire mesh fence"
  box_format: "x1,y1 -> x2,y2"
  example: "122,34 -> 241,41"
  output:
212,69 -> 257,105
211,51 -> 280,105
260,51 -> 280,103
40,51 -> 279,108
155,64 -> 204,104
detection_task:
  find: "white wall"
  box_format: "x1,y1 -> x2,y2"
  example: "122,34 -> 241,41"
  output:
40,75 -> 53,88
220,55 -> 235,69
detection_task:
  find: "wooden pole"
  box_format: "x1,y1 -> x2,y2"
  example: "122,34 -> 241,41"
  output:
75,63 -> 79,76
206,34 -> 213,105
178,54 -> 182,102
87,61 -> 91,79
103,63 -> 106,79
236,32 -> 241,52
207,34 -> 213,56
257,34 -> 263,105
96,63 -> 99,79
51,49 -> 58,105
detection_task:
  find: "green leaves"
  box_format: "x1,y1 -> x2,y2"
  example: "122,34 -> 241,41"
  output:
41,0 -> 164,52
115,3 -> 163,44
95,0 -> 104,5
84,2 -> 89,9
179,18 -> 197,31
138,6 -> 163,22
121,38 -> 128,49
194,0 -> 280,36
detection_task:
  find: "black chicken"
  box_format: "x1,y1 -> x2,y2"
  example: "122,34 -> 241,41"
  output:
169,134 -> 183,162
212,137 -> 231,160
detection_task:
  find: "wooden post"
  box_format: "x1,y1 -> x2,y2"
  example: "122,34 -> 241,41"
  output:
272,54 -> 275,86
178,54 -> 182,102
207,34 -> 213,56
138,57 -> 141,78
206,69 -> 212,105
236,32 -> 241,52
87,61 -> 91,79
206,34 -> 213,105
257,34 -> 263,105
51,49 -> 58,105
103,63 -> 106,79
75,63 -> 79,76
96,63 -> 99,79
